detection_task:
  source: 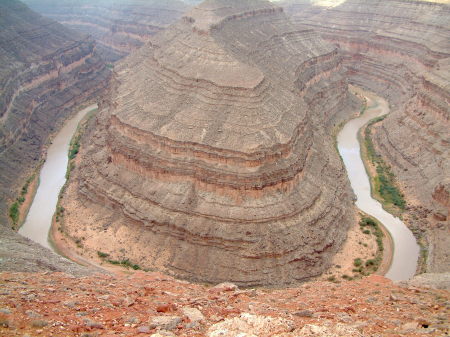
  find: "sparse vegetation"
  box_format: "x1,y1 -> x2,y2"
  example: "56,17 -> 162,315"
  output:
107,258 -> 141,270
9,173 -> 37,227
352,215 -> 385,278
97,251 -> 110,258
96,251 -> 141,270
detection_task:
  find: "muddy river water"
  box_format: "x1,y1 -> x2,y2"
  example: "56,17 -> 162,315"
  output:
337,89 -> 419,281
19,92 -> 419,281
19,104 -> 97,249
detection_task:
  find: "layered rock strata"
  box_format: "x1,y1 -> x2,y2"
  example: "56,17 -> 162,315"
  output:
0,0 -> 111,226
62,0 -> 358,286
284,0 -> 450,272
23,0 -> 190,62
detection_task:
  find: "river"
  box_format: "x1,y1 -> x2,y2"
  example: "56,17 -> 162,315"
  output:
19,104 -> 97,249
337,89 -> 419,281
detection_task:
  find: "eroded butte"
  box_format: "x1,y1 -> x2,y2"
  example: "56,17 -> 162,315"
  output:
61,0 -> 359,287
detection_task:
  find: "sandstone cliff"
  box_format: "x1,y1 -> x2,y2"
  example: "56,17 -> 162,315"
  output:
23,0 -> 190,62
60,0 -> 359,287
284,0 -> 450,273
0,0 -> 111,227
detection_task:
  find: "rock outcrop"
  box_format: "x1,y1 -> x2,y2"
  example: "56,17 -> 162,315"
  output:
284,0 -> 450,273
0,1 -> 111,226
61,0 -> 358,287
23,0 -> 191,62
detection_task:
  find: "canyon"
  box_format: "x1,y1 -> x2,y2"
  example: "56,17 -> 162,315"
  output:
0,0 -> 449,335
283,0 -> 450,273
23,0 -> 192,62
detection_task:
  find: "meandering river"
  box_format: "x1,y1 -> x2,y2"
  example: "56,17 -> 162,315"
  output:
19,92 -> 419,281
337,89 -> 419,281
19,104 -> 97,249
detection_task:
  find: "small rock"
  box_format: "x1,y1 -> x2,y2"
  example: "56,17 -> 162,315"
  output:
293,310 -> 313,317
0,308 -> 11,315
156,302 -> 176,313
31,319 -> 48,328
209,282 -> 238,293
26,310 -> 41,318
390,294 -> 398,301
83,318 -> 104,329
150,331 -> 176,337
149,316 -> 182,331
182,307 -> 204,323
401,322 -> 418,332
137,325 -> 150,333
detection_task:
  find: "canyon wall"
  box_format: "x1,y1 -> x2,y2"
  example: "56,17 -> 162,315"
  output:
61,0 -> 359,287
0,0 -> 111,226
23,0 -> 190,62
284,0 -> 450,272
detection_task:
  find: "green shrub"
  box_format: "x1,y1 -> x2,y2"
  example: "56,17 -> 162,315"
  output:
9,202 -> 19,224
354,258 -> 363,267
97,251 -> 110,259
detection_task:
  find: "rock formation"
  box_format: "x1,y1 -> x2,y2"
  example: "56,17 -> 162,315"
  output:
0,0 -> 111,226
284,0 -> 450,273
23,0 -> 191,62
61,0 -> 359,287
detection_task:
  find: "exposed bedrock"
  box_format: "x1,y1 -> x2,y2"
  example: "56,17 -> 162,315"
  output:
64,0 -> 358,287
23,0 -> 191,62
284,0 -> 450,272
0,0 -> 111,226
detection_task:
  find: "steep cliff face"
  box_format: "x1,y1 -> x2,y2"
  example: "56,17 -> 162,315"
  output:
60,0 -> 358,287
23,0 -> 190,62
284,0 -> 450,272
0,0 -> 111,226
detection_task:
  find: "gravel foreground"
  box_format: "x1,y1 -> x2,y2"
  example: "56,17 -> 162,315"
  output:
0,271 -> 448,336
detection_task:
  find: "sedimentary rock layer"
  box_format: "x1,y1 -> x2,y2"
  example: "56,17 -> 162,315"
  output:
23,0 -> 190,62
63,0 -> 357,286
0,0 -> 111,225
284,0 -> 450,272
